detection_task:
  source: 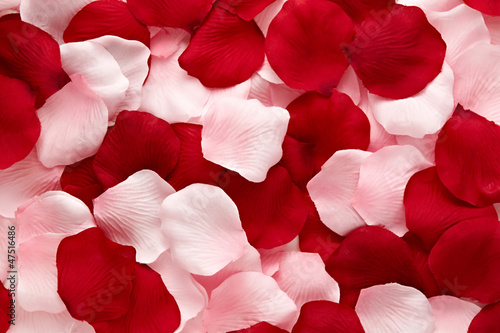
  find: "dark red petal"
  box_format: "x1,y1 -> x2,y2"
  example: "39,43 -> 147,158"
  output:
0,75 -> 39,169
265,0 -> 354,95
57,228 -> 136,323
429,219 -> 500,304
468,301 -> 500,333
127,0 -> 214,31
0,283 -> 12,332
217,0 -> 276,20
229,322 -> 288,333
178,7 -> 265,87
93,111 -> 181,190
331,0 -> 395,23
222,165 -> 309,249
326,226 -> 422,291
291,301 -> 364,333
92,263 -> 180,333
63,0 -> 150,47
346,5 -> 446,99
402,232 -> 440,298
61,156 -> 104,211
435,106 -> 500,207
0,15 -> 70,106
405,167 -> 498,250
166,123 -> 226,191
463,0 -> 500,16
281,90 -> 370,189
299,198 -> 344,263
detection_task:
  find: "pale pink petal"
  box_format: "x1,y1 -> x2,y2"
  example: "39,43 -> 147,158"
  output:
18,234 -> 66,313
150,27 -> 190,58
356,283 -> 435,333
202,97 -> 289,182
202,271 -> 298,332
160,184 -> 248,276
10,306 -> 94,333
429,296 -> 481,333
453,43 -> 500,124
494,203 -> 500,219
60,41 -> 128,115
16,191 -> 95,243
396,0 -> 461,12
269,82 -> 305,108
258,57 -> 284,84
249,74 -> 273,107
149,251 -> 208,332
20,0 -> 93,43
254,0 -> 286,36
0,151 -> 63,218
483,14 -> 500,45
307,149 -> 371,236
427,5 -> 490,67
272,252 -> 340,308
352,145 -> 432,236
368,63 -> 455,138
358,96 -> 398,152
396,133 -> 438,164
180,313 -> 205,333
193,245 -> 262,295
203,81 -> 252,116
0,0 -> 19,12
337,66 -> 361,106
260,250 -> 285,276
93,170 -> 175,263
36,75 -> 108,168
90,36 -> 151,117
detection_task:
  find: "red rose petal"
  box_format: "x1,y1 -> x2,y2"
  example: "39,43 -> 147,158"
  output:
166,123 -> 226,191
217,0 -> 276,21
229,322 -> 288,333
291,301 -> 364,333
404,167 -> 498,250
91,263 -> 181,333
60,156 -> 104,211
326,226 -> 422,291
56,228 -> 136,323
127,0 -> 214,31
435,106 -> 500,207
332,0 -> 395,22
222,165 -> 309,249
0,15 -> 70,106
429,219 -> 500,304
0,283 -> 12,333
63,0 -> 151,47
346,5 -> 446,99
265,0 -> 354,95
93,111 -> 181,190
464,0 -> 500,16
0,75 -> 40,169
468,301 -> 500,333
178,7 -> 265,87
281,90 -> 370,189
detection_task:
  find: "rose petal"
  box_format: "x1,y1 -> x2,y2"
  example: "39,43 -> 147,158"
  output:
429,296 -> 481,333
463,0 -> 500,15
9,307 -> 94,333
218,0 -> 276,21
230,322 -> 288,333
332,0 -> 395,22
468,301 -> 500,333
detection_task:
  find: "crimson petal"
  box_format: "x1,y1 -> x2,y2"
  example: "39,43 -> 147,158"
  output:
63,0 -> 150,47
281,90 -> 370,189
91,263 -> 180,333
265,0 -> 354,95
166,123 -> 226,191
435,106 -> 500,207
0,283 -> 12,333
217,0 -> 276,21
229,322 -> 288,333
56,228 -> 136,323
0,75 -> 39,169
127,0 -> 214,31
429,219 -> 500,304
179,7 -> 264,87
0,15 -> 70,106
404,167 -> 498,250
291,301 -> 364,333
468,301 -> 500,333
222,165 -> 309,249
60,156 -> 104,211
464,0 -> 500,16
93,111 -> 181,190
346,5 -> 446,99
326,226 -> 422,291
332,0 -> 395,23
